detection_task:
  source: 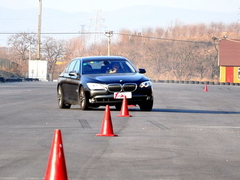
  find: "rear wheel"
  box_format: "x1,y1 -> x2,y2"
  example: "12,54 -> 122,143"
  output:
79,87 -> 89,110
139,100 -> 153,111
57,86 -> 71,109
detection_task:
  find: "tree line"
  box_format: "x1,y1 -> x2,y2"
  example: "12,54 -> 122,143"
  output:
1,21 -> 240,81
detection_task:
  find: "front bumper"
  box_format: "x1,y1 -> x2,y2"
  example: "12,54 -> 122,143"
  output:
87,88 -> 153,105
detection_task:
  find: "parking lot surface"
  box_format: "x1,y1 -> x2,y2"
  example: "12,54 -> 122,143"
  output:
0,82 -> 240,180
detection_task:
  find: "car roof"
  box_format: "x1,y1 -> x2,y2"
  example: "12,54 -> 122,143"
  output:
74,56 -> 128,62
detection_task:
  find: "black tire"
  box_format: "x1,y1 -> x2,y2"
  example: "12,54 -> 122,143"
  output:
79,87 -> 89,110
57,86 -> 71,109
115,104 -> 121,110
139,100 -> 153,111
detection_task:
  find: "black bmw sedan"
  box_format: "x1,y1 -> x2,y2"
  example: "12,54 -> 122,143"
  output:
57,56 -> 153,111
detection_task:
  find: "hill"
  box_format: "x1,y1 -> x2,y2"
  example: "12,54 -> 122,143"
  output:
0,5 -> 238,46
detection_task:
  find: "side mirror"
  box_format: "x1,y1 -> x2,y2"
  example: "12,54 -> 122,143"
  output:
138,68 -> 146,74
69,71 -> 79,77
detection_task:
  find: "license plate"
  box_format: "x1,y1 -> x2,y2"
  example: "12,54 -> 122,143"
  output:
114,92 -> 132,99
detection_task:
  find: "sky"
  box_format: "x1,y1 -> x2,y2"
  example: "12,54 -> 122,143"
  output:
0,0 -> 239,13
0,0 -> 239,46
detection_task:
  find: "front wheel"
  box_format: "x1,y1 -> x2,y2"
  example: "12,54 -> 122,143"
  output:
79,87 -> 89,110
139,100 -> 153,111
57,86 -> 71,109
115,104 -> 121,110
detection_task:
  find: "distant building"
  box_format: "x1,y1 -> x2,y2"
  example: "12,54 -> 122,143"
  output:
28,60 -> 48,81
218,39 -> 240,83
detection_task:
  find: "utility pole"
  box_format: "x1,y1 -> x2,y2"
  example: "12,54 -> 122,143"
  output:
37,0 -> 42,60
105,31 -> 114,56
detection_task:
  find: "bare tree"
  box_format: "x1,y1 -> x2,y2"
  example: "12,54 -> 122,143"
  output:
42,37 -> 66,80
0,47 -> 9,60
65,36 -> 87,60
4,21 -> 240,81
7,33 -> 37,76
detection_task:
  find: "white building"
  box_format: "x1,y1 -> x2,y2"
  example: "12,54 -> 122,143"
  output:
28,60 -> 48,81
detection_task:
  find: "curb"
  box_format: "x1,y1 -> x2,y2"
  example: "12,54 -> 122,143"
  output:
151,80 -> 240,86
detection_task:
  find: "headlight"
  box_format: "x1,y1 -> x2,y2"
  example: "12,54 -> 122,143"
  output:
139,81 -> 152,88
87,83 -> 107,90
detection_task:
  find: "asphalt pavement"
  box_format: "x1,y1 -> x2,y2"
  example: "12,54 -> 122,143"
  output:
0,82 -> 240,180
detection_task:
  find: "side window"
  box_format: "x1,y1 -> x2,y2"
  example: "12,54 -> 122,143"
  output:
66,60 -> 77,73
73,60 -> 80,73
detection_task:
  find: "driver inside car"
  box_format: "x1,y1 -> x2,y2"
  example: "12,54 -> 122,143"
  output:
109,62 -> 121,73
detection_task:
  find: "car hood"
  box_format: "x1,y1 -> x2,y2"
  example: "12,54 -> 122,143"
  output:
82,73 -> 149,84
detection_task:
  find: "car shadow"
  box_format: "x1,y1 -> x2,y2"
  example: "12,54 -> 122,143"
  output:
68,106 -> 240,114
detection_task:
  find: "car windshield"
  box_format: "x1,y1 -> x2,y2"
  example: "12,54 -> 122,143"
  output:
82,60 -> 136,74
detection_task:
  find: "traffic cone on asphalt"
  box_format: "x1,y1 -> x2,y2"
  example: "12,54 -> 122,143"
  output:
44,129 -> 68,180
96,105 -> 118,137
128,105 -> 136,107
118,96 -> 132,117
203,84 -> 208,92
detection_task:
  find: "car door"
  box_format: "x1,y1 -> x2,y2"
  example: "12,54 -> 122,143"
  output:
68,60 -> 80,102
61,60 -> 77,102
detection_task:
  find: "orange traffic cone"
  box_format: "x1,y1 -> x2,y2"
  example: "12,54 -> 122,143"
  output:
204,84 -> 208,92
118,96 -> 132,117
128,105 -> 136,107
96,105 -> 118,137
44,129 -> 68,180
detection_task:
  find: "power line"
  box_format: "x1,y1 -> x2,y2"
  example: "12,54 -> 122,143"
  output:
116,33 -> 209,44
91,10 -> 105,43
0,31 -> 211,44
0,32 -> 103,35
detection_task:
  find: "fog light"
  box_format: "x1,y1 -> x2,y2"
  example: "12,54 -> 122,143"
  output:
147,96 -> 152,100
89,98 -> 96,103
